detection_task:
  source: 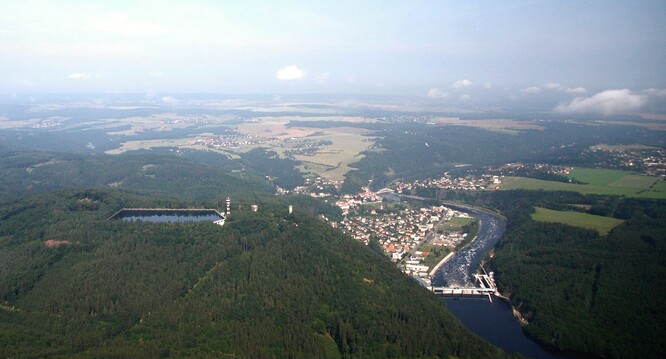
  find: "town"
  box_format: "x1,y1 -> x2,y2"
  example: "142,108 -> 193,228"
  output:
281,155 -> 666,282
291,178 -> 478,280
186,133 -> 278,150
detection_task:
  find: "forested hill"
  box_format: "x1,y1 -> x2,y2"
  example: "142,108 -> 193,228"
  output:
0,190 -> 508,358
430,189 -> 666,359
0,151 -> 274,203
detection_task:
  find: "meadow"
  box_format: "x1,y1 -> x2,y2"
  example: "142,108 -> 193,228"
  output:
500,167 -> 666,199
531,207 -> 625,236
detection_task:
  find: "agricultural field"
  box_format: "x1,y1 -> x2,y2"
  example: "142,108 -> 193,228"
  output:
292,129 -> 376,181
105,137 -> 197,154
531,207 -> 625,236
499,167 -> 666,199
568,168 -> 637,186
236,117 -> 378,181
102,113 -> 379,181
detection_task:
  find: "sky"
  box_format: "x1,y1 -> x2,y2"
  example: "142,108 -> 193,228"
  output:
1,0 -> 665,113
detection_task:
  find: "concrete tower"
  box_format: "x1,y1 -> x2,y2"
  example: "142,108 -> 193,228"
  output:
226,197 -> 231,216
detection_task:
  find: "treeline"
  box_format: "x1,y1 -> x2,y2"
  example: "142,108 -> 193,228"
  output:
0,190 -> 508,358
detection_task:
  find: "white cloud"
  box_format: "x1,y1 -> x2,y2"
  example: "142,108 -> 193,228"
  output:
161,96 -> 177,104
68,73 -> 92,80
546,83 -> 587,94
521,86 -> 541,94
563,86 -> 587,94
555,89 -> 647,115
427,87 -> 449,99
452,79 -> 473,88
483,82 -> 492,89
525,83 -> 587,95
459,94 -> 471,101
276,65 -> 306,80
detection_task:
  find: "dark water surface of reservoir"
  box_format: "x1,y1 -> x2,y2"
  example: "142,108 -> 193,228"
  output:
444,298 -> 561,359
111,209 -> 224,223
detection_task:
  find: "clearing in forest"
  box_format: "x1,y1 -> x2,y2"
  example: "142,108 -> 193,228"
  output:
531,207 -> 624,236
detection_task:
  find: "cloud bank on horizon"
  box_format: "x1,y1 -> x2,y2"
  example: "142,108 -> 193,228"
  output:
0,0 -> 664,114
556,89 -> 647,115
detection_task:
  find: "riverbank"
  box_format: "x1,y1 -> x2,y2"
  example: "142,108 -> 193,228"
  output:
494,291 -> 529,326
398,196 -> 535,339
429,252 -> 455,277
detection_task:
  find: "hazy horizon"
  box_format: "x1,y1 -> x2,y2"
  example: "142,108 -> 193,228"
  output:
2,0 -> 665,115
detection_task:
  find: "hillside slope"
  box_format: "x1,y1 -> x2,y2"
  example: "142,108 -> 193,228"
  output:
0,190 -> 507,358
0,151 -> 273,202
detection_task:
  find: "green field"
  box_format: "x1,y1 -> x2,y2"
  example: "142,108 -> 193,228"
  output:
420,245 -> 452,269
440,216 -> 474,231
500,167 -> 666,199
568,168 -> 632,185
531,207 -> 625,236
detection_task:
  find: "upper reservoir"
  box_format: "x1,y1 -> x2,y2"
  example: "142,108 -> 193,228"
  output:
108,208 -> 225,224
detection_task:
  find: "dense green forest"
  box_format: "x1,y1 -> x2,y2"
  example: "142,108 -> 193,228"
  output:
0,190 -> 508,358
425,189 -> 666,358
0,151 -> 273,202
240,148 -> 305,190
490,196 -> 666,359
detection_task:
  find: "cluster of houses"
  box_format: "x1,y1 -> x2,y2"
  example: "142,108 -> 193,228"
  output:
431,232 -> 468,247
489,162 -> 572,176
186,134 -> 277,150
292,177 -> 341,198
588,147 -> 666,176
280,178 -> 479,278
29,116 -> 67,129
644,151 -> 666,176
334,187 -> 383,216
336,199 -> 470,262
404,252 -> 433,277
393,173 -> 501,193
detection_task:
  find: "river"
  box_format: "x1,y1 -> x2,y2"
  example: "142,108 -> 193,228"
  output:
431,203 -> 562,359
431,204 -> 505,287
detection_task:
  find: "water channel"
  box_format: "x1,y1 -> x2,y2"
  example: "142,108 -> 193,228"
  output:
431,203 -> 562,359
